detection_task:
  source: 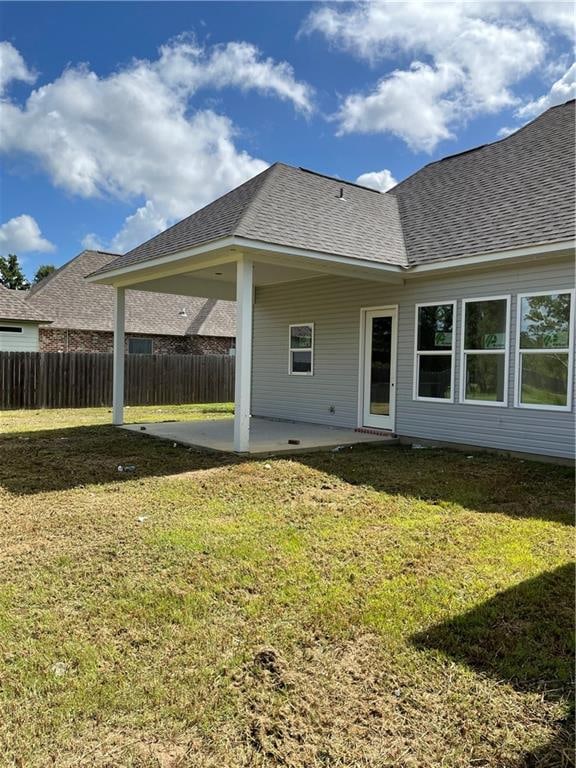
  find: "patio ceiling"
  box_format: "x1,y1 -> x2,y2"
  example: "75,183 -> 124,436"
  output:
86,238 -> 406,300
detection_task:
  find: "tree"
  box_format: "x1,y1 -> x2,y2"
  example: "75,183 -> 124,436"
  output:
33,264 -> 56,284
0,254 -> 30,290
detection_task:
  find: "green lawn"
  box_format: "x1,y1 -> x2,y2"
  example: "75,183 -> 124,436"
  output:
0,405 -> 573,767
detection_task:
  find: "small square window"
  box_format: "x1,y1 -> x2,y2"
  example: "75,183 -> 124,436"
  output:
289,323 -> 313,375
128,337 -> 153,354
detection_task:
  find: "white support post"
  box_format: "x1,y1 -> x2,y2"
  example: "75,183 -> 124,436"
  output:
234,257 -> 253,453
112,287 -> 125,425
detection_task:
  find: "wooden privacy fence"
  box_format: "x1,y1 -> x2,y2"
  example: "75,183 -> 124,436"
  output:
0,352 -> 235,409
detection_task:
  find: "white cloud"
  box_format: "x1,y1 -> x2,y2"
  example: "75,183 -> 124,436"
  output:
305,1 -> 549,151
0,214 -> 55,254
516,62 -> 576,119
0,38 -> 313,252
497,125 -> 516,138
356,168 -> 397,192
158,37 -> 313,113
339,62 -> 463,152
0,41 -> 36,94
524,2 -> 575,38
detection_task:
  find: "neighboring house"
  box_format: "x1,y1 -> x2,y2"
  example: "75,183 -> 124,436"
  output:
25,250 -> 235,354
0,285 -> 52,351
88,100 -> 575,460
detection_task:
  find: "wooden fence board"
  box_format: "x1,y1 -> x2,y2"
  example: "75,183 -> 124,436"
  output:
0,352 -> 234,410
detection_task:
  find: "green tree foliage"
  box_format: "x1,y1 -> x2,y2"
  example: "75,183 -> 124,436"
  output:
33,264 -> 56,284
0,254 -> 30,290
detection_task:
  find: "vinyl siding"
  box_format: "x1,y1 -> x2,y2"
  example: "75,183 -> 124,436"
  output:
0,323 -> 39,351
252,255 -> 575,459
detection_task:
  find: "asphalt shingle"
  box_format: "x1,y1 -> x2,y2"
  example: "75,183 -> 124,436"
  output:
389,100 -> 575,264
90,100 -> 575,279
26,251 -> 235,337
0,285 -> 52,323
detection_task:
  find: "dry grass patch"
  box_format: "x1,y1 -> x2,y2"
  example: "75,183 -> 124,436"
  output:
0,406 -> 573,767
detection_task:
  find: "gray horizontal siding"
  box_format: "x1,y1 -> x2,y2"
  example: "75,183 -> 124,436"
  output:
252,256 -> 575,459
0,323 -> 39,352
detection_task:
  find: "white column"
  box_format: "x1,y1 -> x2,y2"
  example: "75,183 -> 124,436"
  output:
234,257 -> 253,452
112,287 -> 125,425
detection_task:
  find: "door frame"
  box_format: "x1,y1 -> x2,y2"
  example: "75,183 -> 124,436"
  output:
357,305 -> 399,432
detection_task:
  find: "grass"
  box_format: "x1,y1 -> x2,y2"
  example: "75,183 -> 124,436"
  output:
0,405 -> 573,768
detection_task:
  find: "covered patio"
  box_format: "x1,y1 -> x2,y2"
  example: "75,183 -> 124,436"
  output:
122,416 -> 398,455
85,165 -> 405,453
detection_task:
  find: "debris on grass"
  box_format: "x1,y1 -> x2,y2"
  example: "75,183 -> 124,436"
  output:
51,662 -> 68,677
117,464 -> 136,473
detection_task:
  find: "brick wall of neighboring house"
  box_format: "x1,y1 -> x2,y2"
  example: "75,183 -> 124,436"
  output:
39,327 -> 235,355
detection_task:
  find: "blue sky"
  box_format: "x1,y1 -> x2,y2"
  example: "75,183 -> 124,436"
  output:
0,1 -> 574,279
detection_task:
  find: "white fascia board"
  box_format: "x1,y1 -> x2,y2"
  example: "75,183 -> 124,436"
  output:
85,234 -> 575,288
407,240 -> 575,276
85,235 -> 407,287
85,237 -> 237,285
234,237 -> 406,282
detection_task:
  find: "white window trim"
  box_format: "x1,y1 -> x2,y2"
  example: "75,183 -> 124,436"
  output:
460,295 -> 511,407
288,322 -> 314,376
128,337 -> 153,354
413,301 -> 456,403
514,288 -> 575,412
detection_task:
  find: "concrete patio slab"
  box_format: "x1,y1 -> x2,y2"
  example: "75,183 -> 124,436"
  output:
122,416 -> 398,455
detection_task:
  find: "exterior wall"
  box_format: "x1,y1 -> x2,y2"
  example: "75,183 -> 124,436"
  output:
0,322 -> 39,351
39,327 -> 234,355
252,255 -> 575,459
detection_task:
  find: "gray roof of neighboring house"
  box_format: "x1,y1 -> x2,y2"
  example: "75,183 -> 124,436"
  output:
26,250 -> 235,337
91,100 -> 575,280
0,285 -> 52,323
389,99 -> 575,265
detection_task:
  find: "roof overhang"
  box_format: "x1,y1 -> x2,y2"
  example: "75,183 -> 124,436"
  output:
85,235 -> 575,298
0,315 -> 52,324
85,236 -> 408,294
406,239 -> 575,277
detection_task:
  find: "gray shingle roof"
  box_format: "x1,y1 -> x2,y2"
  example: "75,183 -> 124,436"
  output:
26,251 -> 235,337
0,285 -> 52,323
389,100 -> 575,264
91,163 -> 407,276
91,100 -> 575,279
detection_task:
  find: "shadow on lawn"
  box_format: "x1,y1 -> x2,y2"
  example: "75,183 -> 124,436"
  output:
411,564 -> 575,766
0,423 -> 245,495
2,427 -> 574,528
301,444 -> 574,525
519,715 -> 575,768
411,563 -> 575,691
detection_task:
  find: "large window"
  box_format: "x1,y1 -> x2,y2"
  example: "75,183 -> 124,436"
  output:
128,337 -> 153,354
515,291 -> 574,411
289,323 -> 314,375
414,302 -> 455,401
461,296 -> 510,405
